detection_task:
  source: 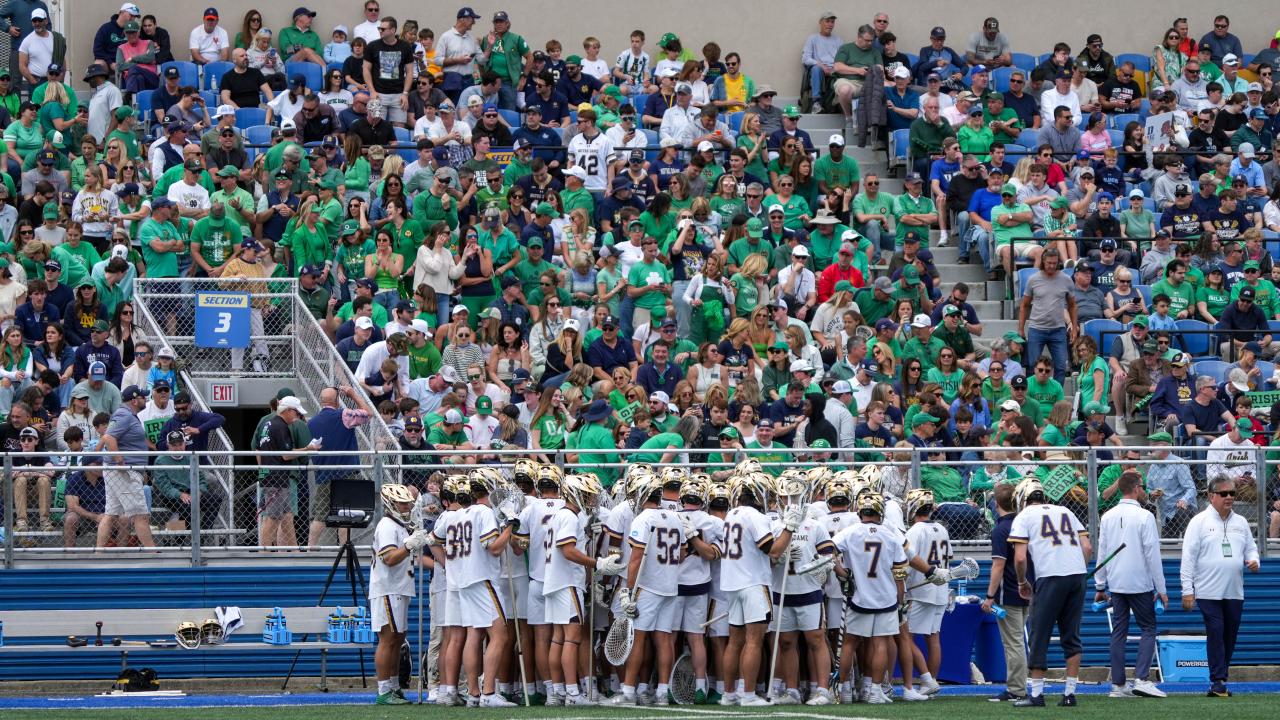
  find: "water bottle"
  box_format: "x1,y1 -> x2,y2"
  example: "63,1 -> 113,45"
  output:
1091,600 -> 1110,612
211,74 -> 219,93
957,580 -> 968,598
989,604 -> 1008,619
1155,597 -> 1166,614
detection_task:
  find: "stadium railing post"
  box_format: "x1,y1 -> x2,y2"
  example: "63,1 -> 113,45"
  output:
909,448 -> 922,492
3,456 -> 12,569
190,452 -> 203,567
1255,446 -> 1268,560
1086,449 -> 1099,541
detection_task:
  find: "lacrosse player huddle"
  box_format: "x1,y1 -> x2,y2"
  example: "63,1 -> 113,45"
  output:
372,457 -> 974,706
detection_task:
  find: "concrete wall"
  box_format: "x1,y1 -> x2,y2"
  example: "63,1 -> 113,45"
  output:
63,1 -> 1280,94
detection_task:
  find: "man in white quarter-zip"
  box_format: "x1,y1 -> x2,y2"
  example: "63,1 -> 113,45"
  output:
1180,476 -> 1260,698
1093,471 -> 1167,699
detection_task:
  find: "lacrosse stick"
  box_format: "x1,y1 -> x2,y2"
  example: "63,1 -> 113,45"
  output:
416,533 -> 424,704
1086,542 -> 1126,580
700,611 -> 728,630
766,476 -> 809,702
604,526 -> 654,665
669,651 -> 696,704
907,557 -> 980,591
586,509 -> 603,702
503,550 -> 531,706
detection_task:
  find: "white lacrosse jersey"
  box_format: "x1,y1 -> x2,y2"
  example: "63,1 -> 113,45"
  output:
821,510 -> 857,599
807,499 -> 830,519
516,497 -> 565,583
1008,503 -> 1088,578
708,513 -> 728,601
883,497 -> 906,534
629,507 -> 687,596
833,521 -> 907,612
771,516 -> 835,596
603,502 -> 637,568
431,508 -> 461,591
449,504 -> 501,589
678,509 -> 722,587
545,506 -> 589,593
661,497 -> 682,512
370,516 -> 413,598
566,131 -> 616,191
720,505 -> 776,592
905,520 -> 952,604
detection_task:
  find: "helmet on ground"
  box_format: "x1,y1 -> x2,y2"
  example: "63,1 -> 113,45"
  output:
904,488 -> 936,520
380,483 -> 415,523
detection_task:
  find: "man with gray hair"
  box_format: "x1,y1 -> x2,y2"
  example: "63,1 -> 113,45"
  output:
978,339 -> 1024,380
801,11 -> 842,113
1181,374 -> 1235,448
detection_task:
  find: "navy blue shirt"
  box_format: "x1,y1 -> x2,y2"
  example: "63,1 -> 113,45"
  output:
512,125 -> 565,165
557,73 -> 602,106
1180,397 -> 1229,432
65,471 -> 107,515
14,300 -> 60,345
1217,299 -> 1269,341
520,221 -> 556,256
1002,92 -> 1039,130
991,512 -> 1033,606
586,336 -> 637,374
306,406 -> 361,484
159,409 -> 226,453
524,91 -> 570,125
635,360 -> 682,397
769,397 -> 806,446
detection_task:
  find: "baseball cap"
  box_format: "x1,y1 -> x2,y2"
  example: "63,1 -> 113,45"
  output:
1249,107 -> 1267,120
121,385 -> 149,401
828,133 -> 845,147
563,166 -> 587,181
277,396 -> 307,415
1174,183 -> 1191,196
1236,416 -> 1253,434
1003,331 -> 1027,344
875,318 -> 898,332
911,313 -> 932,329
930,26 -> 946,38
1240,142 -> 1256,159
1223,53 -> 1240,67
901,265 -> 921,285
893,65 -> 911,80
746,217 -> 764,238
1083,400 -> 1109,415
476,396 -> 494,415
756,418 -> 775,430
696,140 -> 715,153
903,229 -> 923,244
89,362 -> 107,380
905,172 -> 923,184
36,150 -> 56,165
18,426 -> 39,440
1239,285 -> 1257,300
718,426 -> 741,440
649,390 -> 670,404
1248,83 -> 1264,94
943,304 -> 962,316
1000,399 -> 1021,412
911,412 -> 940,428
1010,375 -> 1028,389
292,7 -> 316,19
354,316 -> 374,330
873,276 -> 893,293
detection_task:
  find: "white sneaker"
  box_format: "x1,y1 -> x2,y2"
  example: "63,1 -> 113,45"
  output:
866,686 -> 890,705
880,683 -> 894,703
738,694 -> 772,707
718,692 -> 738,706
773,689 -> 800,705
433,691 -> 455,706
637,690 -> 655,706
903,687 -> 931,701
806,688 -> 834,706
1115,415 -> 1128,435
838,687 -> 854,704
566,693 -> 594,706
937,232 -> 950,247
481,694 -> 517,707
465,695 -> 480,708
920,676 -> 941,696
545,693 -> 564,707
653,691 -> 669,707
604,693 -> 636,706
1132,679 -> 1167,698
1109,683 -> 1136,698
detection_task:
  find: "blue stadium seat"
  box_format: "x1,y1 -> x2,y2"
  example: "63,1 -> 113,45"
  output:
1143,197 -> 1156,213
900,53 -> 918,70
889,129 -> 909,173
137,90 -> 155,123
235,108 -> 267,129
1107,129 -> 1125,148
200,91 -> 219,108
630,93 -> 650,111
202,61 -> 233,92
1134,284 -> 1153,306
497,109 -> 520,127
325,62 -> 344,78
1266,240 -> 1280,259
1116,54 -> 1150,73
992,67 -> 1017,93
1111,113 -> 1139,130
159,61 -> 199,88
1137,98 -> 1151,119
1016,128 -> 1038,150
1194,360 -> 1231,383
1016,267 -> 1039,296
244,124 -> 274,147
728,111 -> 744,132
1037,53 -> 1053,67
285,62 -> 323,92
393,126 -> 416,162
1010,53 -> 1037,72
641,129 -> 659,147
1083,319 -> 1125,356
1175,319 -> 1214,359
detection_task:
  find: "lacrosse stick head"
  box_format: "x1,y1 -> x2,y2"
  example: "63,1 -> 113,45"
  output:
776,468 -> 809,506
669,653 -> 697,705
603,616 -> 635,665
951,556 -> 980,581
175,621 -> 202,649
200,618 -> 224,645
795,553 -> 835,581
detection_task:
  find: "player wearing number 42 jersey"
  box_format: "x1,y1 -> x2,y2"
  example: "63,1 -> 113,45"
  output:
566,108 -> 616,191
1009,478 -> 1092,708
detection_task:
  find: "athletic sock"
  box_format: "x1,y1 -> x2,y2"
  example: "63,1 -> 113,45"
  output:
715,680 -> 725,693
1029,678 -> 1044,698
378,679 -> 394,695
920,672 -> 934,686
566,685 -> 581,697
656,683 -> 669,698
696,678 -> 707,692
621,683 -> 636,698
524,683 -> 537,697
1065,676 -> 1078,695
735,679 -> 746,693
543,680 -> 554,696
638,682 -> 649,696
610,675 -> 621,692
552,683 -> 565,696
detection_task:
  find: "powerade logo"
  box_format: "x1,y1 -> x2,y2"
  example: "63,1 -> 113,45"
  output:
1176,659 -> 1208,667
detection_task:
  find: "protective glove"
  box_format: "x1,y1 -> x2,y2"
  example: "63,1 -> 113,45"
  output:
617,587 -> 639,618
787,543 -> 804,563
801,554 -> 834,582
929,567 -> 952,586
498,504 -> 521,529
839,572 -> 855,598
782,504 -> 803,533
595,553 -> 626,576
589,520 -> 604,537
679,514 -> 700,540
897,599 -> 910,625
404,529 -> 431,552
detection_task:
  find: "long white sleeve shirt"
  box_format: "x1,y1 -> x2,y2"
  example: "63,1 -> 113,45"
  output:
1180,507 -> 1259,600
1039,87 -> 1082,128
1094,498 -> 1165,594
1206,432 -> 1258,483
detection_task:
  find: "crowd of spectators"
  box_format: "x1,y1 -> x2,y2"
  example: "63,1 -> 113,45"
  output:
2,6 -> 1280,546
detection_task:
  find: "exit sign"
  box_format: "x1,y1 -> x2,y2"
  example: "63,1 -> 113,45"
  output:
208,382 -> 237,406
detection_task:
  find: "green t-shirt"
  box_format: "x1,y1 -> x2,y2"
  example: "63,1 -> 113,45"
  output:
1230,279 -> 1280,318
761,193 -> 811,230
627,260 -> 671,309
1027,375 -> 1065,408
1119,209 -> 1154,239
479,228 -> 521,268
1151,277 -> 1196,318
853,287 -> 894,324
991,202 -> 1034,247
278,26 -> 323,57
1040,422 -> 1070,447
893,192 -> 936,245
901,335 -> 947,372
833,43 -> 882,80
513,258 -> 558,297
814,153 -> 861,190
105,128 -> 141,159
984,107 -> 1023,145
336,301 -> 389,327
1196,284 -> 1230,319
3,121 -> 43,161
639,209 -> 675,243
336,239 -> 376,282
726,236 -> 773,270
138,219 -> 186,278
406,341 -> 442,380
925,367 -> 965,404
209,187 -> 256,230
561,187 -> 594,216
633,431 -> 683,464
566,422 -> 620,487
412,188 -> 458,230
531,412 -> 569,450
190,216 -> 242,270
956,124 -> 994,161
1078,356 -> 1111,407
743,439 -> 789,476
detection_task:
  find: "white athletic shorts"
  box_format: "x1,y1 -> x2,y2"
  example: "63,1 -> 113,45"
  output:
727,585 -> 772,626
677,594 -> 710,634
429,590 -> 443,629
633,589 -> 678,632
372,593 -> 410,634
444,589 -> 463,627
772,602 -> 822,633
908,600 -> 946,635
544,587 -> 585,625
498,574 -> 529,620
845,608 -> 898,638
527,579 -> 547,625
105,467 -> 148,516
460,580 -> 508,628
826,597 -> 844,628
705,597 -> 729,638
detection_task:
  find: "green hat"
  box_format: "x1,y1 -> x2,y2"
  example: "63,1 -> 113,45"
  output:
42,202 -> 59,220
565,54 -> 583,65
1164,348 -> 1188,364
317,178 -> 339,191
92,319 -> 110,333
1236,416 -> 1253,433
1147,431 -> 1173,443
943,304 -> 962,316
340,219 -> 360,237
1130,314 -> 1149,327
0,241 -> 12,255
770,340 -> 789,351
783,104 -> 801,118
0,258 -> 9,270
834,280 -> 854,293
719,426 -> 741,439
527,238 -> 543,249
746,217 -> 764,238
627,219 -> 644,230
1244,259 -> 1261,271
1002,331 -> 1026,344
276,387 -> 296,401
114,105 -> 136,121
124,20 -> 141,33
1083,400 -> 1110,415
810,438 -> 832,449
535,201 -> 556,217
476,395 -> 493,415
603,85 -> 623,98
45,129 -> 65,149
1001,182 -> 1017,196
987,91 -> 1005,102
658,32 -> 680,49
1141,339 -> 1160,354
650,305 -> 667,320
911,412 -> 940,427
1050,196 -> 1070,209
75,277 -> 95,289
901,265 -> 920,285
216,165 -> 239,178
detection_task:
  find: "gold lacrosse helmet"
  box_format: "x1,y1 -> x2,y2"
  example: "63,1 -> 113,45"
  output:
1014,478 -> 1046,512
200,618 -> 224,645
904,488 -> 936,520
175,621 -> 202,649
856,490 -> 885,517
380,483 -> 415,522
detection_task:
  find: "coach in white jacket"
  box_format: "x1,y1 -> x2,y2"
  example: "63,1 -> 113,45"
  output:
1180,476 -> 1261,698
1094,471 -> 1167,698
